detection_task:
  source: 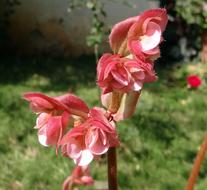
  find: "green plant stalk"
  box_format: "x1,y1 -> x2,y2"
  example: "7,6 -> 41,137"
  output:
94,43 -> 99,63
185,134 -> 207,190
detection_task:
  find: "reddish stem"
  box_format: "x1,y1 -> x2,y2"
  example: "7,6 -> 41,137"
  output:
107,147 -> 118,190
185,134 -> 207,190
108,91 -> 123,114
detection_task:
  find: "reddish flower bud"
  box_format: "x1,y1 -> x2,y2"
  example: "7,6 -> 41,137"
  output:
62,165 -> 94,190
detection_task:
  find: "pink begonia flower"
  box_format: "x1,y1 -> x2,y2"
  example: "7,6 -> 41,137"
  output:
23,92 -> 89,147
187,75 -> 202,88
62,166 -> 94,190
97,53 -> 157,94
36,112 -> 70,146
61,107 -> 120,166
109,8 -> 168,61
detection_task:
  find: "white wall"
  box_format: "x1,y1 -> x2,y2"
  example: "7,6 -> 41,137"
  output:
8,0 -> 158,56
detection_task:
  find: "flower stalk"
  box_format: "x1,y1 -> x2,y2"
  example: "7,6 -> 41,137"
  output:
109,91 -> 123,114
23,8 -> 168,190
185,134 -> 207,190
107,147 -> 118,190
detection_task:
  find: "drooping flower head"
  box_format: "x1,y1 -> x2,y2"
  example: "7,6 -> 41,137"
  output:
23,92 -> 89,147
97,8 -> 168,123
62,165 -> 94,190
97,53 -> 157,94
61,107 -> 120,166
109,8 -> 168,61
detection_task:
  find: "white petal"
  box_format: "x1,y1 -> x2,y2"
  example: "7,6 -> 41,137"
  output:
132,81 -> 143,91
38,134 -> 49,147
74,149 -> 94,166
140,22 -> 161,51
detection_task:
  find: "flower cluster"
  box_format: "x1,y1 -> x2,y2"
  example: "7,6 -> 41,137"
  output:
23,8 -> 168,190
98,8 -> 168,121
23,93 -> 119,166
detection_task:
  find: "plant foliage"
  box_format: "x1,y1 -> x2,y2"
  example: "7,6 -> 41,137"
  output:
175,0 -> 207,29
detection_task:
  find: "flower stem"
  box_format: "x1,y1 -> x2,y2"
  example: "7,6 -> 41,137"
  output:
185,134 -> 207,190
117,39 -> 128,56
109,91 -> 123,114
107,147 -> 118,190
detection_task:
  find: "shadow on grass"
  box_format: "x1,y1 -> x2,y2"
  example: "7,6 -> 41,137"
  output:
0,55 -> 181,94
0,55 -> 97,91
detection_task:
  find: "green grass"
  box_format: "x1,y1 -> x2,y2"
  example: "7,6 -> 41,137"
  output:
0,56 -> 207,190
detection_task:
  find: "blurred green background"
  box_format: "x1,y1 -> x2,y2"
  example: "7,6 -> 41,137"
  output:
1,0 -> 207,190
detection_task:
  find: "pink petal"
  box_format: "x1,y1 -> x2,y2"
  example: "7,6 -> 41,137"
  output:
132,71 -> 145,80
144,71 -> 157,83
131,81 -> 143,91
111,80 -> 126,89
103,61 -> 118,79
97,53 -> 115,80
46,116 -> 62,135
38,115 -> 69,146
74,149 -> 94,166
136,59 -> 154,72
56,94 -> 89,118
111,70 -> 129,86
90,120 -> 113,133
85,129 -> 109,155
99,129 -> 107,146
23,92 -> 56,113
89,107 -> 109,126
79,176 -> 94,184
89,107 -> 116,133
127,8 -> 168,60
101,92 -> 112,109
144,46 -> 160,56
38,127 -> 49,147
109,16 -> 138,53
102,87 -> 113,95
140,21 -> 161,52
124,61 -> 139,68
60,126 -> 85,144
62,176 -> 72,190
67,139 -> 83,159
85,129 -> 99,149
35,113 -> 51,129
138,8 -> 168,32
61,111 -> 71,128
128,40 -> 146,60
89,138 -> 109,155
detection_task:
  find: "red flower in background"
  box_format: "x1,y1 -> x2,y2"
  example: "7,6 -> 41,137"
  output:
187,75 -> 202,88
